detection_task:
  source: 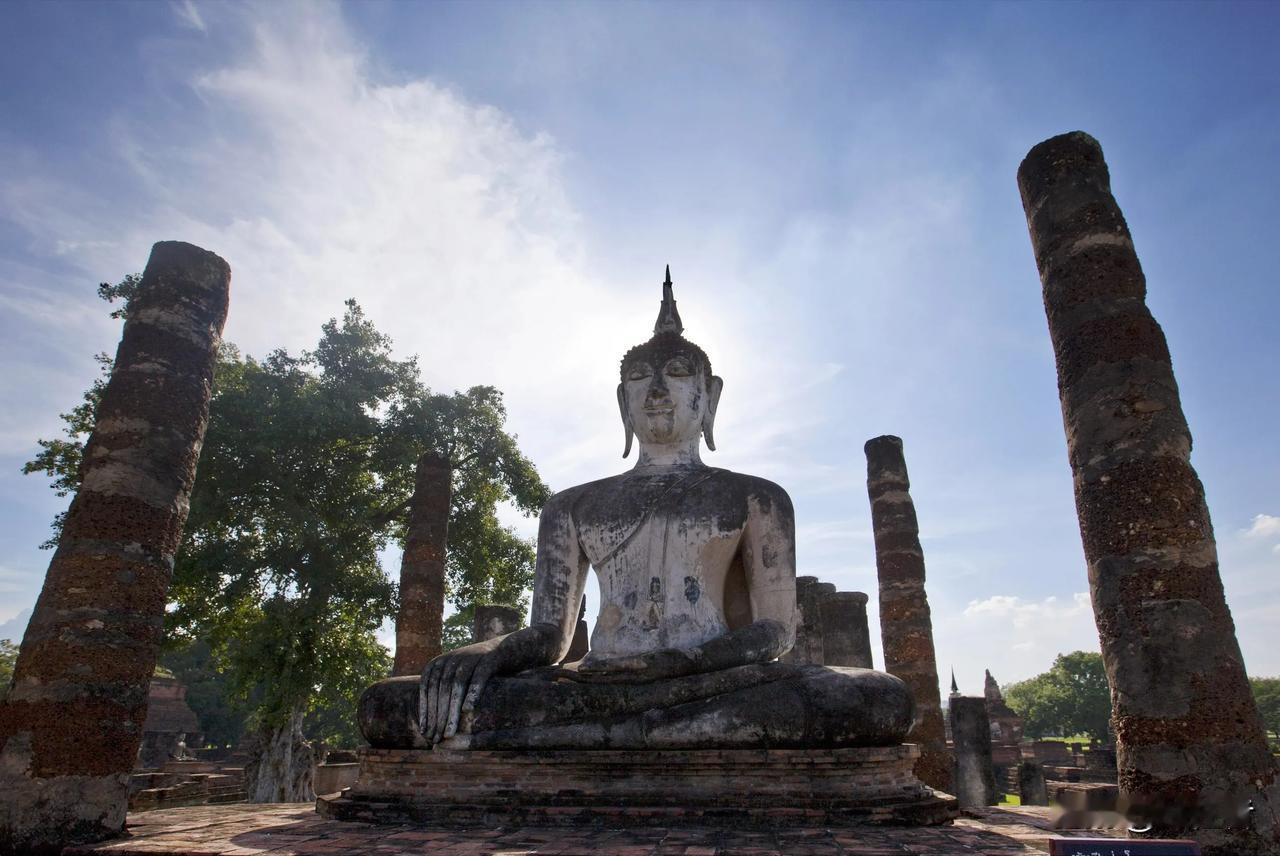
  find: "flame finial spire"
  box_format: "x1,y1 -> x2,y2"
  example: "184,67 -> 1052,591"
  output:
654,264 -> 683,335
950,668 -> 959,696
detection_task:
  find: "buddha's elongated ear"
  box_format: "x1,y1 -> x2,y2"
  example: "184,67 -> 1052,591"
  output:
617,382 -> 634,458
703,375 -> 724,452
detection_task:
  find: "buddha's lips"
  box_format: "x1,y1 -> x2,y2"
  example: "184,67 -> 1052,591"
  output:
644,406 -> 674,415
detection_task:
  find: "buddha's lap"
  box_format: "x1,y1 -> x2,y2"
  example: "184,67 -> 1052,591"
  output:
359,663 -> 915,749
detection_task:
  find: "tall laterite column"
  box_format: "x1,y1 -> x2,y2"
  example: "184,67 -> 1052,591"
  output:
0,241 -> 229,852
1018,131 -> 1278,852
865,435 -> 951,793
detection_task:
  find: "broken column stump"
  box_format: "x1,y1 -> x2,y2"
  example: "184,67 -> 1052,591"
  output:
949,696 -> 997,809
865,435 -> 952,793
563,596 -> 589,663
818,590 -> 873,668
0,241 -> 229,852
782,576 -> 834,665
1019,760 -> 1049,807
1018,131 -> 1279,853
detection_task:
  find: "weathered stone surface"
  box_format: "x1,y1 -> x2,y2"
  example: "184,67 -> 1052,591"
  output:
983,669 -> 1023,745
392,452 -> 450,677
0,241 -> 229,853
950,696 -> 996,809
781,576 -> 833,664
818,590 -> 873,668
319,745 -> 956,827
472,605 -> 522,643
362,662 -> 914,750
64,802 -> 1129,854
562,596 -> 589,663
865,435 -> 952,793
1019,131 -> 1280,854
137,676 -> 203,770
1019,760 -> 1048,807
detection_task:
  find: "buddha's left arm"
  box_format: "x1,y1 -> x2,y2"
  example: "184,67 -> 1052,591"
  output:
730,480 -> 798,661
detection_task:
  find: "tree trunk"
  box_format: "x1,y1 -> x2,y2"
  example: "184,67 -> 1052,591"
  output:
243,706 -> 314,803
392,452 -> 451,676
0,242 -> 229,851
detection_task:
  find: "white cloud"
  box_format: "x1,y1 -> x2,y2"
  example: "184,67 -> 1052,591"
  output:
936,591 -> 1099,688
1242,513 -> 1280,540
173,0 -> 207,33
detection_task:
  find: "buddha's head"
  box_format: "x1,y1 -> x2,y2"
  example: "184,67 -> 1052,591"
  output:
618,267 -> 724,458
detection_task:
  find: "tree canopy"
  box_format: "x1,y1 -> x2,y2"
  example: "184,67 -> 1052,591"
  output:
1250,676 -> 1280,739
24,280 -> 548,748
1003,651 -> 1112,741
0,639 -> 17,702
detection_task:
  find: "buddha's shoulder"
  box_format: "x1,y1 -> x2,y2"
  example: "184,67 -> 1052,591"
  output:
541,468 -> 792,517
706,470 -> 794,516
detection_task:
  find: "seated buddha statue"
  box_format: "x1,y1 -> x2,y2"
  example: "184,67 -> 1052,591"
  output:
359,269 -> 914,751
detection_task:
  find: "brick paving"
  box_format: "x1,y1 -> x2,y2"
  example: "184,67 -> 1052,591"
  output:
65,804 -> 1129,855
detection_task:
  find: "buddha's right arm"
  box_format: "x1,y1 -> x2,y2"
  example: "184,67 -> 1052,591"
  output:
422,491 -> 588,744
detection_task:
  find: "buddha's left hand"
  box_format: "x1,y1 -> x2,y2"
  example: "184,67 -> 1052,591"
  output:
568,619 -> 789,685
569,647 -> 700,684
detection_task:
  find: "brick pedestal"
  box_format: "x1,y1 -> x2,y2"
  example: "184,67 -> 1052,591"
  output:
318,745 -> 957,827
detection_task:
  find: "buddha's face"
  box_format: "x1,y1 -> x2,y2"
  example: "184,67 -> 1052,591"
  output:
622,354 -> 707,446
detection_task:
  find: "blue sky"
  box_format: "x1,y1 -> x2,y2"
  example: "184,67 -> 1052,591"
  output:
1,0 -> 1277,693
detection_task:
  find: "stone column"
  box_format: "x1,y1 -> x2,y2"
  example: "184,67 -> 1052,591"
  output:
782,576 -> 833,664
392,451 -> 450,676
865,435 -> 952,792
0,241 -> 229,852
949,696 -> 996,809
818,590 -> 873,668
562,596 -> 589,663
1019,760 -> 1049,807
1018,131 -> 1279,851
472,604 -> 522,643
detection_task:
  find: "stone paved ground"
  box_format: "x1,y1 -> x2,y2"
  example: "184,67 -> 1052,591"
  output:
65,804 -> 1130,855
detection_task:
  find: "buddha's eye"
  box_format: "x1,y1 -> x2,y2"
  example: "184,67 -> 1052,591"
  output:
664,358 -> 693,377
627,366 -> 653,381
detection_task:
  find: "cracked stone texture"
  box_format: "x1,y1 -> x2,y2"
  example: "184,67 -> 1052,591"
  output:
1018,130 -> 1279,854
392,451 -> 451,677
864,435 -> 952,794
0,241 -> 229,853
818,591 -> 873,669
950,696 -> 997,809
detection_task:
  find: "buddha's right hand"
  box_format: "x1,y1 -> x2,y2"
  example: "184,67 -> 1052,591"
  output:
420,622 -> 561,745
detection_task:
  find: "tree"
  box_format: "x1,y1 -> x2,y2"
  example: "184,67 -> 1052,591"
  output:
1003,651 -> 1112,741
25,282 -> 550,800
376,387 -> 550,674
1251,677 -> 1280,739
158,640 -> 251,749
0,639 -> 17,701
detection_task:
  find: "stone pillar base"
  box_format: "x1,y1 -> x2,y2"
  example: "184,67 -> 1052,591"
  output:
317,745 -> 957,827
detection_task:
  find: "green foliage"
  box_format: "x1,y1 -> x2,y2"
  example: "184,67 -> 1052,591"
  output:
1003,651 -> 1112,741
0,638 -> 18,701
96,273 -> 142,319
20,353 -> 112,549
167,303 -> 411,733
378,385 -> 551,611
1250,676 -> 1280,738
24,282 -> 550,746
159,639 -> 251,748
20,275 -> 141,547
